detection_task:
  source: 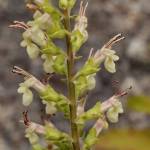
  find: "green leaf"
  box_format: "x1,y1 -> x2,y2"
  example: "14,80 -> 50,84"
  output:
127,96 -> 150,114
96,129 -> 150,150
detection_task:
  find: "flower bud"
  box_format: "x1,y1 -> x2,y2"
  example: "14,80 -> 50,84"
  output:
59,0 -> 76,9
26,43 -> 40,59
28,11 -> 52,31
42,101 -> 57,115
41,54 -> 54,73
34,0 -> 61,20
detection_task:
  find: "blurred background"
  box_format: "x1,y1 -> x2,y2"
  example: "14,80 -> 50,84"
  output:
0,0 -> 150,150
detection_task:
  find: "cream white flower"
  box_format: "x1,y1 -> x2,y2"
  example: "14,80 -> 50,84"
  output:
18,78 -> 35,106
106,101 -> 123,123
103,49 -> 119,73
25,127 -> 39,144
42,101 -> 57,115
41,54 -> 54,73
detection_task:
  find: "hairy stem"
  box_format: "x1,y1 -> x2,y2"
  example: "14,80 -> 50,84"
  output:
63,9 -> 80,150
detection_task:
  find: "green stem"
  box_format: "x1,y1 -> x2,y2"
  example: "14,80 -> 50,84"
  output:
63,9 -> 80,150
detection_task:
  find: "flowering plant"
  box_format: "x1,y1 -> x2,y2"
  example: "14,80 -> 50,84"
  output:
10,0 -> 129,150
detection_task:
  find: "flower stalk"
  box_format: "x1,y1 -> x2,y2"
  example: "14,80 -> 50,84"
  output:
63,8 -> 80,150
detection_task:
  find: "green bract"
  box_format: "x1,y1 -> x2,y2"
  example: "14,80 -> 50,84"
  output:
45,124 -> 72,150
40,85 -> 70,117
77,102 -> 102,125
76,58 -> 99,77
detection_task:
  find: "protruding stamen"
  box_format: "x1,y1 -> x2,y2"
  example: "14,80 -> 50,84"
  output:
9,21 -> 29,30
88,48 -> 94,59
105,33 -> 125,49
94,33 -> 125,60
79,1 -> 83,17
12,66 -> 33,78
101,87 -> 131,112
115,86 -> 132,97
83,2 -> 88,16
79,1 -> 88,17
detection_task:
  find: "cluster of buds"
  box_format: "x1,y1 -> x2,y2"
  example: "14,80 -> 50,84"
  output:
11,1 -> 128,150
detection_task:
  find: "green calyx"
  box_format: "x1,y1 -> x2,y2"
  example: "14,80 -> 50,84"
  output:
59,0 -> 76,10
45,124 -> 72,150
74,58 -> 99,97
74,74 -> 96,98
83,128 -> 98,150
76,102 -> 102,125
41,53 -> 66,75
40,85 -> 70,117
76,58 -> 100,77
34,0 -> 62,20
71,30 -> 86,52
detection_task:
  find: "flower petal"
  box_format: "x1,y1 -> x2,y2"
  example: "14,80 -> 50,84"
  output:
104,57 -> 116,73
22,89 -> 33,106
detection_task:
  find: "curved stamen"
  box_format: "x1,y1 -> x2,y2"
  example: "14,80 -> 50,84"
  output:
12,66 -> 33,78
9,21 -> 29,30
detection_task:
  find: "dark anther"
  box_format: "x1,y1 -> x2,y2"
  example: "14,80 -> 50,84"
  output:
23,110 -> 30,127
